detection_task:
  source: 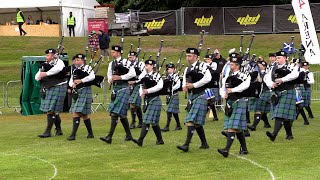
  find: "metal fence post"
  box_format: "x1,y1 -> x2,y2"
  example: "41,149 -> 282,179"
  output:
5,80 -> 21,113
0,81 -> 4,115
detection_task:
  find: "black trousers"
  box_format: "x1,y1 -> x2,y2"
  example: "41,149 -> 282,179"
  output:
18,22 -> 26,36
68,25 -> 75,37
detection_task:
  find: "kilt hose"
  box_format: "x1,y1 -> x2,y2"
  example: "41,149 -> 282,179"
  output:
143,96 -> 162,125
270,89 -> 296,121
224,98 -> 248,130
129,85 -> 142,107
70,86 -> 93,115
184,92 -> 207,126
41,84 -> 67,113
109,83 -> 130,117
167,93 -> 180,114
304,87 -> 312,107
254,90 -> 272,113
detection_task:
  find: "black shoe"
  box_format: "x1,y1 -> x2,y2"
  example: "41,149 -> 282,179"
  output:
221,131 -> 227,137
87,134 -> 94,139
23,33 -> 27,36
309,115 -> 314,119
217,148 -> 229,158
177,144 -> 189,152
247,125 -> 256,131
55,128 -> 63,136
286,135 -> 294,140
129,123 -> 136,129
266,131 -> 276,142
239,150 -> 249,155
136,124 -> 142,128
100,135 -> 112,144
38,133 -> 51,138
244,131 -> 251,137
213,118 -> 219,121
132,139 -> 143,147
67,135 -> 75,141
156,139 -> 164,145
174,126 -> 182,131
160,126 -> 169,132
304,121 -> 310,125
124,135 -> 133,141
199,144 -> 210,149
264,124 -> 271,128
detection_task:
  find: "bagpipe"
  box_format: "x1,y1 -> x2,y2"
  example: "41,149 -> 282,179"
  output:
72,56 -> 104,89
39,60 -> 67,89
226,34 -> 262,98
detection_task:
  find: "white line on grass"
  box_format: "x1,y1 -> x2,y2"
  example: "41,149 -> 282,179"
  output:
1,153 -> 58,180
231,153 -> 275,180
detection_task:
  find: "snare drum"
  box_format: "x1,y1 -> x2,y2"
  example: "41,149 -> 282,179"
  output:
205,88 -> 215,100
295,89 -> 304,105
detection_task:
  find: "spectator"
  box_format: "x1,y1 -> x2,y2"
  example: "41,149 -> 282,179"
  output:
16,8 -> 27,36
46,17 -> 52,24
211,49 -> 227,75
26,15 -> 33,25
67,12 -> 76,37
97,30 -> 110,62
88,30 -> 100,51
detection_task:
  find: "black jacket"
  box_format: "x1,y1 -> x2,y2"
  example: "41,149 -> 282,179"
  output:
98,32 -> 110,49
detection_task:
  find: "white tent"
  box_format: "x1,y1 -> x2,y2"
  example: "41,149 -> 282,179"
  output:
0,0 -> 100,36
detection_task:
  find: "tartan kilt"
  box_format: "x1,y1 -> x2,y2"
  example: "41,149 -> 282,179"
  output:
224,98 -> 248,130
212,88 -> 221,101
254,91 -> 271,113
167,93 -> 180,114
270,89 -> 296,121
129,85 -> 142,107
248,97 -> 257,112
304,87 -> 312,107
109,84 -> 130,117
143,96 -> 162,125
70,87 -> 92,115
184,92 -> 207,126
40,84 -> 67,113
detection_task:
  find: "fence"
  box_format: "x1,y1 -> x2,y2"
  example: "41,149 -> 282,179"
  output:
137,3 -> 320,35
6,80 -> 22,113
2,72 -> 320,114
0,81 -> 4,115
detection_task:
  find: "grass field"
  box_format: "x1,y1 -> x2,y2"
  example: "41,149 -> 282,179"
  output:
0,35 -> 320,179
1,102 -> 320,179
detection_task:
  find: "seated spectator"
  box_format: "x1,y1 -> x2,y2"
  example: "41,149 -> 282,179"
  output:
46,17 -> 52,24
26,15 -> 33,25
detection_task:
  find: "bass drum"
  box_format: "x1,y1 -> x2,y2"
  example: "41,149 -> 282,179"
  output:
296,88 -> 304,105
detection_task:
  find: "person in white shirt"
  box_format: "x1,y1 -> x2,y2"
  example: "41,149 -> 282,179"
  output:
177,48 -> 211,152
35,48 -> 67,138
161,63 -> 182,132
67,54 -> 95,141
218,53 -> 251,158
302,61 -> 314,118
127,51 -> 145,129
100,45 -> 136,144
264,50 -> 299,142
132,59 -> 164,147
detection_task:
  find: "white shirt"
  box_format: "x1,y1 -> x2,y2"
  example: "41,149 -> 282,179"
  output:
68,64 -> 95,87
220,70 -> 251,98
307,71 -> 314,84
107,57 -> 136,83
205,61 -> 217,71
182,61 -> 212,89
35,58 -> 67,85
264,63 -> 299,89
168,73 -> 181,92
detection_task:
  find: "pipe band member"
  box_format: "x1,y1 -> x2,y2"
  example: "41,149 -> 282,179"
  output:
132,59 -> 164,147
128,51 -> 145,129
100,45 -> 136,144
177,48 -> 211,152
218,53 -> 251,158
36,48 -> 67,138
264,50 -> 299,142
67,53 -> 95,141
161,62 -> 182,132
